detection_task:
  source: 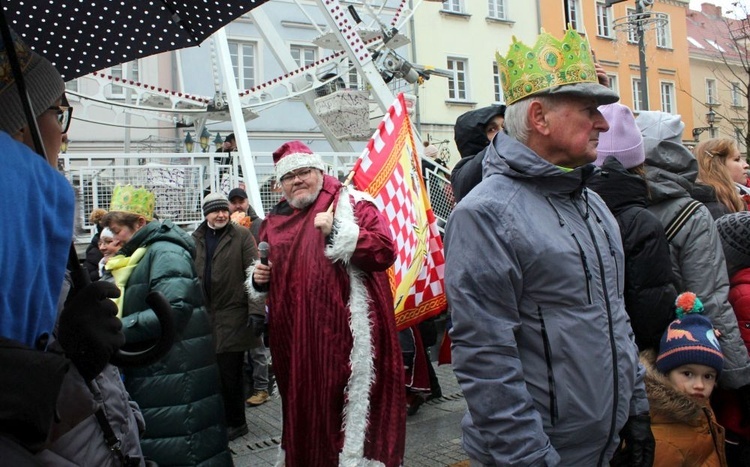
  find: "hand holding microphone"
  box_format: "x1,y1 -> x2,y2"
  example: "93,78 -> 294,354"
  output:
253,241 -> 272,286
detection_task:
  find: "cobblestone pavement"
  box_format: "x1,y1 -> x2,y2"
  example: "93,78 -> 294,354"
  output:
229,364 -> 468,466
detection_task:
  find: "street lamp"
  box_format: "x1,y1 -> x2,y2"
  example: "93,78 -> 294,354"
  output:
199,127 -> 211,152
692,104 -> 716,140
213,132 -> 223,151
184,132 -> 194,153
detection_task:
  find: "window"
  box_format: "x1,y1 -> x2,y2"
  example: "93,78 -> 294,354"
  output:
596,2 -> 613,38
732,82 -> 743,107
291,45 -> 318,68
229,41 -> 256,90
447,57 -> 469,100
442,0 -> 464,13
660,81 -> 676,114
566,0 -> 581,32
340,59 -> 361,90
656,15 -> 672,48
65,79 -> 79,93
632,78 -> 644,112
706,78 -> 718,105
627,8 -> 638,43
492,62 -> 504,103
488,0 -> 506,20
606,74 -> 618,95
109,61 -> 139,98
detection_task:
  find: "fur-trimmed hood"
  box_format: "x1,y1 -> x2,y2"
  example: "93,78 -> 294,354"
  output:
641,349 -> 710,427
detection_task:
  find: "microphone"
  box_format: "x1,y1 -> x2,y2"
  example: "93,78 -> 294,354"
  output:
258,241 -> 270,266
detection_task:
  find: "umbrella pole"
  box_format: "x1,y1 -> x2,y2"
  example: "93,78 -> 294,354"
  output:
0,2 -> 48,161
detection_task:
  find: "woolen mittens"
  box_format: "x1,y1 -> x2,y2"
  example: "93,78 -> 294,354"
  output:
612,414 -> 655,467
57,281 -> 125,381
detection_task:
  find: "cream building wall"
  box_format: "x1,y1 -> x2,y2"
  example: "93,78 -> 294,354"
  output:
409,0 -> 541,167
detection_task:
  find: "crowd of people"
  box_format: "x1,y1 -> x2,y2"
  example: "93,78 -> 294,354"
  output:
5,21 -> 750,467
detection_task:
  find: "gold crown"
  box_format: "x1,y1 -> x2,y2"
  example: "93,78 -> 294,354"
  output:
496,27 -> 597,105
110,185 -> 155,221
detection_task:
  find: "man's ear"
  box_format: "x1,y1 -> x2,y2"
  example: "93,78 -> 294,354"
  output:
528,100 -> 551,136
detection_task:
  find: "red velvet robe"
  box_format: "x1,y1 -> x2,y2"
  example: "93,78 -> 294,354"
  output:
259,175 -> 405,466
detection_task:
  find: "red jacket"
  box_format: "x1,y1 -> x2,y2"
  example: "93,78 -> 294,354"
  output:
715,268 -> 750,440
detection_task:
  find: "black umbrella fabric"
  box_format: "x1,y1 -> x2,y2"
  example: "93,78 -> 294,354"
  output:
1,0 -> 271,80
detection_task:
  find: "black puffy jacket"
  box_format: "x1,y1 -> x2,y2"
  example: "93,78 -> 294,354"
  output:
588,157 -> 677,350
450,105 -> 505,203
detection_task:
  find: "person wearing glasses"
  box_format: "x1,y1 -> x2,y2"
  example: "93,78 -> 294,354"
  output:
0,30 -> 146,465
248,141 -> 406,466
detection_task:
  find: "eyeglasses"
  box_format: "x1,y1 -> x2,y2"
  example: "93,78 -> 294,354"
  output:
48,104 -> 73,133
280,168 -> 315,186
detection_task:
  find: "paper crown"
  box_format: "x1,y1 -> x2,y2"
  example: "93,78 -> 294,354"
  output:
109,185 -> 155,221
496,27 -> 598,105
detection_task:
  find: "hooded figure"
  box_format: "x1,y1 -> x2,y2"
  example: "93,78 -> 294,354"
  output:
587,103 -> 677,351
636,111 -> 750,394
450,104 -> 505,203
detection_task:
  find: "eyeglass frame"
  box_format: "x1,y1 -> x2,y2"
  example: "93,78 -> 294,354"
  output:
279,168 -> 316,187
48,94 -> 73,133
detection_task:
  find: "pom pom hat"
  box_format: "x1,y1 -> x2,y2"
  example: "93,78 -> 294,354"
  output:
202,192 -> 229,216
595,103 -> 645,169
0,29 -> 66,135
273,140 -> 326,182
656,292 -> 724,376
109,185 -> 155,221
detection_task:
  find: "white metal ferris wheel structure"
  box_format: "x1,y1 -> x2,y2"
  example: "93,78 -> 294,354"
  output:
64,0 -> 454,241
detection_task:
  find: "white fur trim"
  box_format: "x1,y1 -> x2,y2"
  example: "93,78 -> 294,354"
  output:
275,152 -> 326,182
325,188 -> 360,264
338,264 -> 379,467
245,261 -> 269,303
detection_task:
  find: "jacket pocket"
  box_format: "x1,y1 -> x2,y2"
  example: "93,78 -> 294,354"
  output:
538,306 -> 558,426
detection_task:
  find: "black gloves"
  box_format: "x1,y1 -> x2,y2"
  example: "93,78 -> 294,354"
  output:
57,281 -> 125,381
247,313 -> 266,337
738,384 -> 750,426
612,413 -> 655,467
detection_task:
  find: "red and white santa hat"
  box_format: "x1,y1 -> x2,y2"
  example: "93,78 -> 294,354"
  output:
273,140 -> 326,182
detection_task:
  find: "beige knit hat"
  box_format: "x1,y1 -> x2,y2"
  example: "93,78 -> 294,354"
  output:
0,29 -> 65,134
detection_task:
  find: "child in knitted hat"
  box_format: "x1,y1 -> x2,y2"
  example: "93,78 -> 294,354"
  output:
641,292 -> 727,466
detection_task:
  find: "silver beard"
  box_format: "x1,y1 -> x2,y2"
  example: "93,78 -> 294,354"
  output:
287,176 -> 324,210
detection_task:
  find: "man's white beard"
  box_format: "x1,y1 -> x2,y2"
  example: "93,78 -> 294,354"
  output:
288,178 -> 324,210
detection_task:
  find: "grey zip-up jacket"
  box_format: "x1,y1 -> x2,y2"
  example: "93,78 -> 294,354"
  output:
445,132 -> 647,466
642,136 -> 750,389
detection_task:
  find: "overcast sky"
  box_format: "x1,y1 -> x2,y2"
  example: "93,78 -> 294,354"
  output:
689,0 -> 748,17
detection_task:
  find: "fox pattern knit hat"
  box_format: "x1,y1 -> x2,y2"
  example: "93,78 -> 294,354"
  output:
0,29 -> 65,134
595,103 -> 645,169
656,292 -> 724,376
202,192 -> 230,216
272,140 -> 326,182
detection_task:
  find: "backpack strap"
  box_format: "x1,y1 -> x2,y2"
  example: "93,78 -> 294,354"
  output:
665,200 -> 703,242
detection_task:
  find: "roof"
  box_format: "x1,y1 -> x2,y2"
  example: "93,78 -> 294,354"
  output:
686,3 -> 748,63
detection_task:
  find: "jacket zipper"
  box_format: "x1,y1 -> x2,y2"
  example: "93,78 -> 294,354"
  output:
571,233 -> 593,304
575,192 -> 620,466
537,306 -> 558,426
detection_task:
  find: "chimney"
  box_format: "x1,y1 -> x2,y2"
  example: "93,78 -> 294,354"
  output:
701,3 -> 723,18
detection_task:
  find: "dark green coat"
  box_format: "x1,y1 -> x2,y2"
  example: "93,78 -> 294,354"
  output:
118,220 -> 231,466
192,221 -> 263,353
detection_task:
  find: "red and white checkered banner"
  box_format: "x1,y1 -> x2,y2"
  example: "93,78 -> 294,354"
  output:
351,93 -> 447,330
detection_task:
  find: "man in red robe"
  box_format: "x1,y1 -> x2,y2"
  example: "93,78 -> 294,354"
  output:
247,141 -> 406,466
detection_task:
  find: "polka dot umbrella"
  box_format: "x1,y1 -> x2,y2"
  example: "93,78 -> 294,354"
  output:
1,0 -> 272,80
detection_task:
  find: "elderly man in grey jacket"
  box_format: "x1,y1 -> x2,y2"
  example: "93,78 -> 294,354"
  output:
445,28 -> 653,466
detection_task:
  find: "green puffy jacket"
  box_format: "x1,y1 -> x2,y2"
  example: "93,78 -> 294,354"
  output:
118,220 -> 232,466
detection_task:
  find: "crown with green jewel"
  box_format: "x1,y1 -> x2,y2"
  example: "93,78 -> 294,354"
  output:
496,27 -> 598,105
110,185 -> 155,220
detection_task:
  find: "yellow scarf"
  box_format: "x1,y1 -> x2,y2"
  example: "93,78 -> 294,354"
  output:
105,247 -> 148,317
